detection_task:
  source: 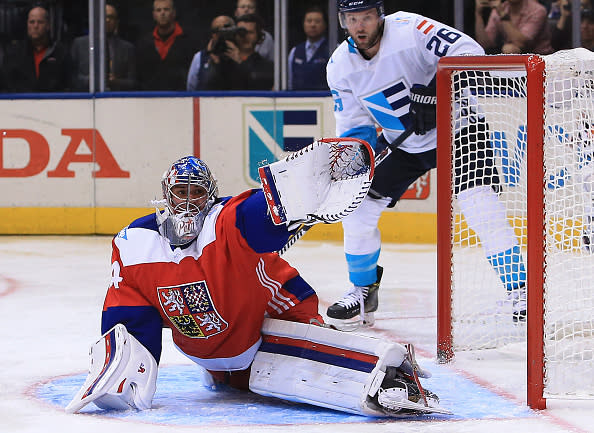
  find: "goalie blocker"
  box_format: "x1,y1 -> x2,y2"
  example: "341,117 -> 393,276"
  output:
65,324 -> 158,414
67,320 -> 449,416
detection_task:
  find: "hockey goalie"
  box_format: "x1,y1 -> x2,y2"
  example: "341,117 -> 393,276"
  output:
66,140 -> 449,417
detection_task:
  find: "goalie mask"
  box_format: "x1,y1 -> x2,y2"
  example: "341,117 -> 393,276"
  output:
158,156 -> 218,246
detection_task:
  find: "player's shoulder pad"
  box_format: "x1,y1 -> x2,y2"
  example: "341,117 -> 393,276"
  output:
385,11 -> 427,33
114,212 -> 158,241
216,195 -> 233,207
327,41 -> 355,83
386,11 -> 418,25
331,33 -> 361,59
128,213 -> 159,232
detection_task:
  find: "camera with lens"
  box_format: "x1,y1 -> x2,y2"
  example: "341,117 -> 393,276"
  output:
211,26 -> 248,55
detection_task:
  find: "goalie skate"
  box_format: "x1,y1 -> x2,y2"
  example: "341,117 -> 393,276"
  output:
372,366 -> 452,416
326,266 -> 383,330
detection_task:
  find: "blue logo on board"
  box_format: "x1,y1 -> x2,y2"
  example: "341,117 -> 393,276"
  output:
246,107 -> 323,183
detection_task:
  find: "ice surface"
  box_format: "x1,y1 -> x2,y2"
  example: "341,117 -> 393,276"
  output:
1,236 -> 593,432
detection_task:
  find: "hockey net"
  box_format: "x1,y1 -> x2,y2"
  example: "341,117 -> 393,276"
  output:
436,48 -> 594,409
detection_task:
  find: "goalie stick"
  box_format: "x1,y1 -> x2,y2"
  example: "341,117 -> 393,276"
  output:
278,126 -> 415,256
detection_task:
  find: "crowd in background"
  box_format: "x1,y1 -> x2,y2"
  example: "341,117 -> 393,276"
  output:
0,0 -> 591,93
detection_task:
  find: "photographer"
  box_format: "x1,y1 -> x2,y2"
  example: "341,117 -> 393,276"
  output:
474,0 -> 553,54
550,0 -> 592,51
581,7 -> 594,50
186,15 -> 235,91
186,13 -> 273,91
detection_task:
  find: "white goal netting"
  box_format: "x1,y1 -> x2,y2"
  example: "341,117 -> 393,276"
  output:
444,48 -> 594,399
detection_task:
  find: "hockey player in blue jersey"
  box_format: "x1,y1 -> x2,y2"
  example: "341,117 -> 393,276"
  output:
326,0 -> 527,325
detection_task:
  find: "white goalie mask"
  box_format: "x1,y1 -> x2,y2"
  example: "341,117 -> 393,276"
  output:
157,156 -> 218,246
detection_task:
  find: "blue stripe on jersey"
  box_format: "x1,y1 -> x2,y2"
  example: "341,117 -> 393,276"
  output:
383,82 -> 407,109
282,275 -> 315,301
235,189 -> 292,253
128,213 -> 159,232
258,341 -> 376,373
340,125 -> 378,150
102,306 -> 164,363
347,37 -> 358,54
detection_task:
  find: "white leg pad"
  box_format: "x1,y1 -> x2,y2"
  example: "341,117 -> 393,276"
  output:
65,324 -> 158,413
249,318 -> 407,416
457,185 -> 518,256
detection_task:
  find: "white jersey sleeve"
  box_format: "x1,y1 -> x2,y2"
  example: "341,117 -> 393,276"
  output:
327,12 -> 485,153
327,55 -> 379,148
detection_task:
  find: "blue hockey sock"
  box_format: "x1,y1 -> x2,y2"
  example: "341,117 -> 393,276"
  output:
487,245 -> 526,291
345,250 -> 380,286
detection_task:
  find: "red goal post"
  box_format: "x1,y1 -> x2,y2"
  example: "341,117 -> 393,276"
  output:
436,49 -> 594,410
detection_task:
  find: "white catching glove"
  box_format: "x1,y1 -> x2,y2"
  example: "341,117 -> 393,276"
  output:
259,137 -> 374,226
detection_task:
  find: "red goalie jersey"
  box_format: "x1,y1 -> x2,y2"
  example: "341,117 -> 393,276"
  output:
102,189 -> 322,375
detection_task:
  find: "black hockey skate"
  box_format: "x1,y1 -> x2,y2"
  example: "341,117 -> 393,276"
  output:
370,366 -> 451,416
326,266 -> 383,324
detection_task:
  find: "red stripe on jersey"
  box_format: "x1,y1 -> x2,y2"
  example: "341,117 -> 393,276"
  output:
262,334 -> 379,364
424,24 -> 434,34
417,19 -> 427,30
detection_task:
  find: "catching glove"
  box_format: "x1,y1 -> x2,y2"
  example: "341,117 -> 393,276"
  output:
409,84 -> 437,135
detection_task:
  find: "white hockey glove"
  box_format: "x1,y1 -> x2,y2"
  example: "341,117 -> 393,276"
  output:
65,324 -> 158,414
259,137 -> 374,226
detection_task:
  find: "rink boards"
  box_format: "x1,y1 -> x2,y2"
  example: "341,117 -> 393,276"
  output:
0,94 -> 435,242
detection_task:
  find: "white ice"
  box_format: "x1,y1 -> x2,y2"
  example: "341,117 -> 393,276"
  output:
1,236 -> 593,433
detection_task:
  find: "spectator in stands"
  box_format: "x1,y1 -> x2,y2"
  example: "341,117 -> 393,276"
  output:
581,7 -> 594,50
186,15 -> 235,91
135,0 -> 196,90
288,6 -> 329,91
234,0 -> 274,62
550,0 -> 592,51
474,0 -> 553,54
190,13 -> 272,90
71,2 -> 136,91
3,3 -> 71,92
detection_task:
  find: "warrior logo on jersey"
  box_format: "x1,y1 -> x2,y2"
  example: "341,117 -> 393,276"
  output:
359,78 -> 412,132
157,281 -> 228,339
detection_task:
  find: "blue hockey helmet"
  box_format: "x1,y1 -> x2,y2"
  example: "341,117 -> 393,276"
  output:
337,0 -> 384,28
159,156 -> 218,245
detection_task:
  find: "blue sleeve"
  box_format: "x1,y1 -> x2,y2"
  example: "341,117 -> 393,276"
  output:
288,47 -> 295,89
284,274 -> 316,301
235,190 -> 293,253
340,125 -> 378,150
101,306 -> 164,364
186,51 -> 201,91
